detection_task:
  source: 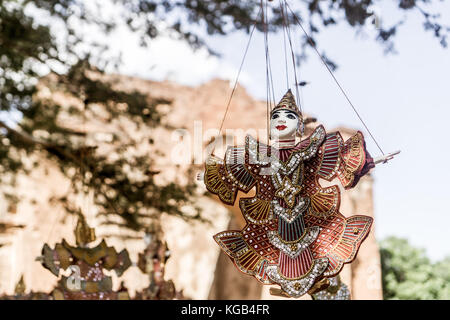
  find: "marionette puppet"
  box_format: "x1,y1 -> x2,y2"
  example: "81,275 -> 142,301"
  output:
39,214 -> 131,300
197,90 -> 398,298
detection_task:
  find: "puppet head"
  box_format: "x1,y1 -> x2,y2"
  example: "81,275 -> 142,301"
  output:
270,89 -> 303,141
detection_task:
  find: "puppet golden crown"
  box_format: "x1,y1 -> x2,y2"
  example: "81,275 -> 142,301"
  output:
271,89 -> 302,119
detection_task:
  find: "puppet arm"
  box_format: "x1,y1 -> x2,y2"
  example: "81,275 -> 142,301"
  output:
316,131 -> 376,190
200,145 -> 257,206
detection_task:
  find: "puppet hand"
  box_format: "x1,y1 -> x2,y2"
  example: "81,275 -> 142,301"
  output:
206,154 -> 223,165
374,150 -> 400,165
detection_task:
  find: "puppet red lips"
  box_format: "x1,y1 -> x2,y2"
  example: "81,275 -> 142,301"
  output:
276,125 -> 287,130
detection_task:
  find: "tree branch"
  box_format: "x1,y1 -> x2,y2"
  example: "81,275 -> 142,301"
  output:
0,119 -> 123,217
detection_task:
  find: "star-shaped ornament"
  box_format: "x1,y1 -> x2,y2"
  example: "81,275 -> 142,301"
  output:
274,176 -> 302,208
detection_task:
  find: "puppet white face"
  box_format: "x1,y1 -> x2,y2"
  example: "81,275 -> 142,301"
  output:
270,109 -> 300,140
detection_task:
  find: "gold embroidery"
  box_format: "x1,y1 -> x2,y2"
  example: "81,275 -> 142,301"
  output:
239,198 -> 272,224
307,185 -> 340,217
204,163 -> 235,204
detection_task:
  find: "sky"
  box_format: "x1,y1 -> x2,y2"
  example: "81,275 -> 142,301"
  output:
29,1 -> 450,261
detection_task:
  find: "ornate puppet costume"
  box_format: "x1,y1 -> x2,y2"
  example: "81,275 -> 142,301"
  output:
39,215 -> 131,300
204,90 -> 375,298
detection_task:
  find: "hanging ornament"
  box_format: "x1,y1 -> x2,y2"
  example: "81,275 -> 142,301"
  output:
134,222 -> 184,300
201,89 -> 398,298
198,0 -> 399,298
311,275 -> 351,300
38,213 -> 131,300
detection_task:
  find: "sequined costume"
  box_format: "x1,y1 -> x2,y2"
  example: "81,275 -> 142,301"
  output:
204,92 -> 374,298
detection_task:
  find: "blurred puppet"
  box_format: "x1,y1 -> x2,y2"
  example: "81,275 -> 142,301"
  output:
135,221 -> 184,300
39,213 -> 131,300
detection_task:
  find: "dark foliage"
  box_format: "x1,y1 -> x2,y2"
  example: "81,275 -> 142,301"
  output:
380,236 -> 450,299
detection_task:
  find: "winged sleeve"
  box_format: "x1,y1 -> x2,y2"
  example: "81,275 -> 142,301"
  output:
316,131 -> 375,189
204,144 -> 257,205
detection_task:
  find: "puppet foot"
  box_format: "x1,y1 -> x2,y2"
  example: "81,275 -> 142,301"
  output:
307,278 -> 330,295
269,287 -> 291,298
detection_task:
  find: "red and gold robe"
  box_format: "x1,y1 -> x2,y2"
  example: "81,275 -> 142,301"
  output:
204,125 -> 374,297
